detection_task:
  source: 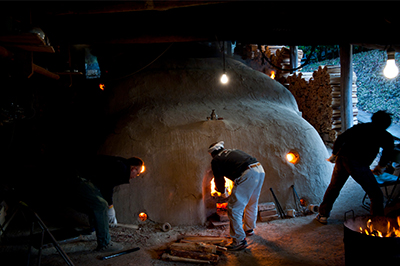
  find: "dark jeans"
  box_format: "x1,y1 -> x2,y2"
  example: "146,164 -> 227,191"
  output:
74,177 -> 110,247
319,156 -> 384,217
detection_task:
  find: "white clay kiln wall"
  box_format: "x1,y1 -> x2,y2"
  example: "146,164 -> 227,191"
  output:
98,57 -> 333,226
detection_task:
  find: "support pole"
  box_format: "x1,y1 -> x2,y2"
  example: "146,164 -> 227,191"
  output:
290,46 -> 298,74
339,44 -> 354,132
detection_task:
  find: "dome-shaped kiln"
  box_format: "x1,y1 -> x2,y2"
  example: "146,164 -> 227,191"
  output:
99,56 -> 333,226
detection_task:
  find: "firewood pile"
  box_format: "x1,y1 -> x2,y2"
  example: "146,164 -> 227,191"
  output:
161,236 -> 229,264
284,65 -> 358,143
263,46 -> 303,79
233,44 -> 359,144
234,44 -> 303,78
258,202 -> 279,222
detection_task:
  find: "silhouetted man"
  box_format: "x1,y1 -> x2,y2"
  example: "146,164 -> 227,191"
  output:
316,111 -> 394,224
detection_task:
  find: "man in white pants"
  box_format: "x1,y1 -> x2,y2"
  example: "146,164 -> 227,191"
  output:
208,141 -> 265,251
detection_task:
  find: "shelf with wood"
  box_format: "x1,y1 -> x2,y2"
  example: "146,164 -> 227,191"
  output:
0,33 -> 55,53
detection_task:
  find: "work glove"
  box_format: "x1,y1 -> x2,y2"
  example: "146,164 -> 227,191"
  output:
107,205 -> 118,228
326,154 -> 337,163
372,165 -> 386,176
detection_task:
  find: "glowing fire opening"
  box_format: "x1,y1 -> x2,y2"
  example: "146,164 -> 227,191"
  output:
217,202 -> 228,210
270,71 -> 275,79
286,151 -> 299,164
210,177 -> 234,197
359,217 -> 400,238
140,165 -> 146,174
139,212 -> 148,221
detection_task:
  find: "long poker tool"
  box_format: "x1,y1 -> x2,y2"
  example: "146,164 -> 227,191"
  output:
270,188 -> 286,218
100,247 -> 140,260
291,185 -> 302,212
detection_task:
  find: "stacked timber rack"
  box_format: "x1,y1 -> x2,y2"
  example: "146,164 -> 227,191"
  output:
284,65 -> 358,143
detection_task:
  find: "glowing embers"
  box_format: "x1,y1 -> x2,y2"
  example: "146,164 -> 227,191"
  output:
216,202 -> 228,211
210,177 -> 234,197
359,217 -> 400,238
300,198 -> 306,207
286,151 -> 300,164
138,212 -> 148,222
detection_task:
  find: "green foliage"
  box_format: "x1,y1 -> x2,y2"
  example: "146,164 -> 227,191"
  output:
301,49 -> 400,125
298,45 -> 370,64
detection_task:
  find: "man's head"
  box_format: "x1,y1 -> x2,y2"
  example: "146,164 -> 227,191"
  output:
208,141 -> 225,157
371,110 -> 392,129
127,157 -> 144,179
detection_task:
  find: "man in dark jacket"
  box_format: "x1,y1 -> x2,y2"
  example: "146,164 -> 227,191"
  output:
72,155 -> 144,252
208,141 -> 265,251
316,111 -> 394,224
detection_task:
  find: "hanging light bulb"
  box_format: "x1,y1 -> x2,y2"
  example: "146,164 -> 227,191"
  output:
220,40 -> 228,84
383,47 -> 398,79
221,73 -> 228,84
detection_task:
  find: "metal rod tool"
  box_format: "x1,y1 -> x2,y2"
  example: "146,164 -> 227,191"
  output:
269,188 -> 286,218
100,247 -> 140,260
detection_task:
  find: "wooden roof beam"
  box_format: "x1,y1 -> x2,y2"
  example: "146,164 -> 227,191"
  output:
38,1 -> 226,16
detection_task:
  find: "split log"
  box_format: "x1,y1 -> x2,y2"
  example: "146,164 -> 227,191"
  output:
170,250 -> 219,263
259,209 -> 277,217
170,242 -> 217,254
32,64 -> 60,80
210,221 -> 229,227
180,236 -> 229,242
116,223 -> 139,230
258,202 -> 276,211
162,253 -> 210,264
180,236 -> 230,246
259,214 -> 280,222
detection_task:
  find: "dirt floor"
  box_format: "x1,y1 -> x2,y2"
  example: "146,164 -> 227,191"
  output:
2,176 -> 399,266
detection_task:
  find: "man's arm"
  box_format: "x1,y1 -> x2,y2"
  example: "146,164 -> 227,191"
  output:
211,161 -> 226,193
378,133 -> 395,167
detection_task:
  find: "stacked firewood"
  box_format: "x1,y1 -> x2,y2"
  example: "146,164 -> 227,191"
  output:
234,44 -> 358,143
263,46 -> 303,79
161,236 -> 228,264
234,44 -> 303,78
258,202 -> 279,222
284,65 -> 358,143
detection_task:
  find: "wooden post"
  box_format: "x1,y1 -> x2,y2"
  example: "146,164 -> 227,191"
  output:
290,46 -> 298,74
339,44 -> 354,132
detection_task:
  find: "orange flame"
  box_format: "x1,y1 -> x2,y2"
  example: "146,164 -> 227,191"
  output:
217,202 -> 228,210
99,83 -> 105,91
359,217 -> 400,237
210,177 -> 234,197
140,165 -> 146,174
270,71 -> 275,79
